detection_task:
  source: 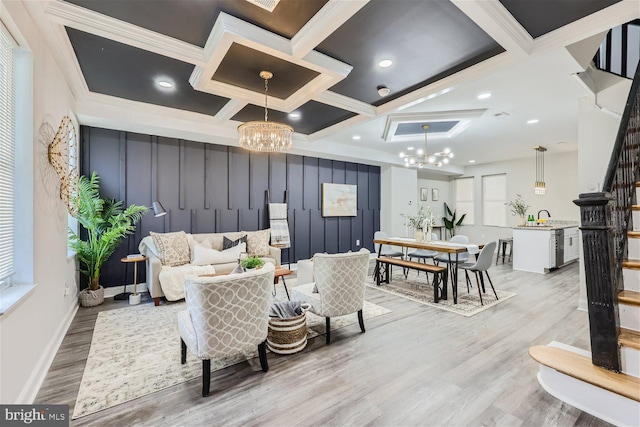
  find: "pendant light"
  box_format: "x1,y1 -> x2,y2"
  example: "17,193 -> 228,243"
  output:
237,71 -> 293,152
534,146 -> 547,195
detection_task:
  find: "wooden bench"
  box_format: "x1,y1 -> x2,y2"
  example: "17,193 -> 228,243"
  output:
376,257 -> 448,302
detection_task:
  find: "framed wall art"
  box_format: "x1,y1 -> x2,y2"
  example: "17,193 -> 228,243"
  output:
322,183 -> 357,217
420,188 -> 428,201
432,188 -> 439,201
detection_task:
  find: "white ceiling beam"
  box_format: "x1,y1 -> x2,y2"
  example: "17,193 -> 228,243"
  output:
291,0 -> 370,58
44,0 -> 207,66
450,0 -> 533,57
213,99 -> 248,125
313,91 -> 376,117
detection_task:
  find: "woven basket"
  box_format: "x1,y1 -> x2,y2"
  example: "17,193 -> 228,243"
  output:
267,303 -> 310,354
79,286 -> 105,307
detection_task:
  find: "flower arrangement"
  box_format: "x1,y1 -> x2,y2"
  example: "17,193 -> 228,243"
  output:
508,194 -> 530,217
402,205 -> 435,231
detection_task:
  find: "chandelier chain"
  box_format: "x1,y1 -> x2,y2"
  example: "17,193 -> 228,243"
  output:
264,76 -> 269,122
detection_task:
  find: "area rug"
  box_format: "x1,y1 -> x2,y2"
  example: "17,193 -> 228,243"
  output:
72,292 -> 391,419
368,270 -> 515,317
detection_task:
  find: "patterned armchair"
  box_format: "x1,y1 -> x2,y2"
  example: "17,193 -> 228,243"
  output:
177,263 -> 275,396
290,249 -> 370,344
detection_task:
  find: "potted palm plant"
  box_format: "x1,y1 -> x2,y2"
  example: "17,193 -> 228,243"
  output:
68,172 -> 147,306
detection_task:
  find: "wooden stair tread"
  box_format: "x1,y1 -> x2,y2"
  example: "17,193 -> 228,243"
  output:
619,328 -> 640,350
636,182 -> 640,187
628,231 -> 640,238
529,345 -> 640,402
633,205 -> 640,211
622,259 -> 640,270
619,290 -> 640,306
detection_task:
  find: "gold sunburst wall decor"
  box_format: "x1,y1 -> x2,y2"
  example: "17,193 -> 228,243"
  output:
48,115 -> 79,215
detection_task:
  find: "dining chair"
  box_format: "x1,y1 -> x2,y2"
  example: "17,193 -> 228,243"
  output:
373,230 -> 404,278
433,235 -> 470,265
408,232 -> 438,279
460,241 -> 498,305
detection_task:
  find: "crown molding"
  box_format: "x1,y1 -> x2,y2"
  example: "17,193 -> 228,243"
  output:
213,99 -> 248,124
44,0 -> 206,66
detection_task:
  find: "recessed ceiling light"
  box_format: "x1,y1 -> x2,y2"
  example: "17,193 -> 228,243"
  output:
352,135 -> 361,141
527,119 -> 539,124
157,80 -> 173,88
407,146 -> 414,151
477,92 -> 491,100
288,111 -> 301,120
469,160 -> 476,163
556,141 -> 567,145
378,59 -> 393,68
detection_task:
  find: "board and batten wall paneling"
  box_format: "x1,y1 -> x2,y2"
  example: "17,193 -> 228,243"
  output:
80,126 -> 381,288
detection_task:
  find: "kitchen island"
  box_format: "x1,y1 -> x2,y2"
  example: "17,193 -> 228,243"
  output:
512,222 -> 579,274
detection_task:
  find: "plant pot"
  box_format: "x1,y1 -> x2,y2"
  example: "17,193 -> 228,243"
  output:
518,216 -> 526,226
79,286 -> 104,307
129,293 -> 141,305
414,230 -> 424,242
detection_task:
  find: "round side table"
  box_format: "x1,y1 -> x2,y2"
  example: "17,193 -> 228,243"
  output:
120,255 -> 146,305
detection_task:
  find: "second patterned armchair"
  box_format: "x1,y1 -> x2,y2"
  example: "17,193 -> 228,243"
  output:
290,249 -> 370,344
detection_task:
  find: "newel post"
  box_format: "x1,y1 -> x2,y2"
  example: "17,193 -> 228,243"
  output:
573,192 -> 621,371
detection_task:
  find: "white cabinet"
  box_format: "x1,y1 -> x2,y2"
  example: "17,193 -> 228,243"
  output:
514,228 -> 555,274
563,227 -> 579,264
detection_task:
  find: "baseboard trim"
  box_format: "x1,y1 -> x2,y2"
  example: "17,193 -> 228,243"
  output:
16,299 -> 78,403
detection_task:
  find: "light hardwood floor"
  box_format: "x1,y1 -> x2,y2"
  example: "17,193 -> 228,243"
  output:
36,261 -> 612,426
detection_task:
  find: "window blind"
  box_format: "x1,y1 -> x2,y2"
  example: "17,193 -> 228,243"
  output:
0,24 -> 16,284
483,174 -> 507,226
455,177 -> 474,225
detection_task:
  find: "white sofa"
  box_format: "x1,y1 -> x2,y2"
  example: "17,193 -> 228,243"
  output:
139,231 -> 281,306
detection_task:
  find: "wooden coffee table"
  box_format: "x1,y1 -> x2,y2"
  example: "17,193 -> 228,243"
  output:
202,266 -> 293,300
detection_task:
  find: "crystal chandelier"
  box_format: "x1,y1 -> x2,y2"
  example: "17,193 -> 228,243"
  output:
238,71 -> 293,152
534,145 -> 546,195
400,124 -> 453,168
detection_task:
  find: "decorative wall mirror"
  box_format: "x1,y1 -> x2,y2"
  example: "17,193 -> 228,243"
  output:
47,115 -> 79,216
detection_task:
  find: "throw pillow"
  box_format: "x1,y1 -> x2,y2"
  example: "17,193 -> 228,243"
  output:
150,231 -> 190,266
223,235 -> 247,250
243,229 -> 271,256
193,242 -> 247,266
189,237 -> 212,262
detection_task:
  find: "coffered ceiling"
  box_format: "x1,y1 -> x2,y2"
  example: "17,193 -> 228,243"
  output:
23,0 -> 640,172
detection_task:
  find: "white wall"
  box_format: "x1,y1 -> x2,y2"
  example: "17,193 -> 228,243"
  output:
454,151 -> 580,244
417,175 -> 452,227
0,1 -> 78,403
381,165 -> 418,237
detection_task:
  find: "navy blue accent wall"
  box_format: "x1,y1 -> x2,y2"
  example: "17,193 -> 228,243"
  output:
80,126 -> 381,288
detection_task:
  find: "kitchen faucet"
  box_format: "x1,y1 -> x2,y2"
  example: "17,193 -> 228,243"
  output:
538,209 -> 551,220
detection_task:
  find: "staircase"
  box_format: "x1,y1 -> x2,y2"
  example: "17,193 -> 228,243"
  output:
529,59 -> 640,426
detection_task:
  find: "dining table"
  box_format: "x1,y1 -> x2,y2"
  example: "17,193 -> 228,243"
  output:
373,237 -> 480,304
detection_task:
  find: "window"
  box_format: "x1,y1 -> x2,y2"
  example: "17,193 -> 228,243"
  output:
483,174 -> 507,226
455,177 -> 474,225
0,23 -> 16,288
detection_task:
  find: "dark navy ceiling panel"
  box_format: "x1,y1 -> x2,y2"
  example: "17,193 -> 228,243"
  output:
499,0 -> 621,38
67,28 -> 230,116
66,0 -> 328,47
315,0 -> 503,105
